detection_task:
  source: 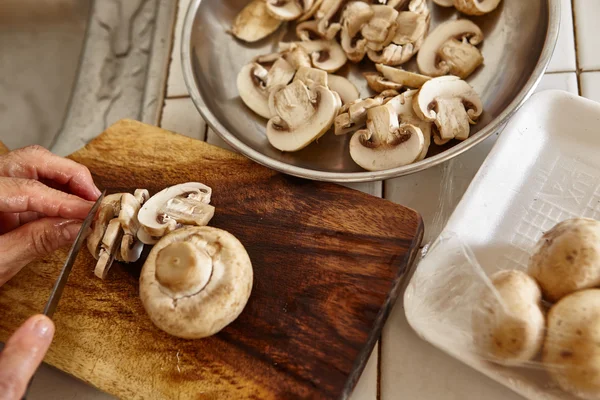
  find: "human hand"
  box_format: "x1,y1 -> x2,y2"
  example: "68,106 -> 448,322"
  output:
0,315 -> 55,400
0,145 -> 101,286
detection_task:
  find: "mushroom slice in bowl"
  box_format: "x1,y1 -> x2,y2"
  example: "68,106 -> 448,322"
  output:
138,182 -> 215,240
413,76 -> 482,142
334,90 -> 399,135
340,1 -> 373,63
454,0 -> 502,16
388,90 -> 432,161
350,101 -> 425,171
362,5 -> 399,52
296,19 -> 340,41
237,57 -> 296,119
265,0 -> 304,21
266,79 -> 340,151
417,19 -> 484,78
368,0 -> 430,66
279,40 -> 347,73
327,74 -> 360,105
230,0 -> 282,43
139,226 -> 253,339
432,0 -> 454,7
376,64 -> 431,88
363,71 -> 404,92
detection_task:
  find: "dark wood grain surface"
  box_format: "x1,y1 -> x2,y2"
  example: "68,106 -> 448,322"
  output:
0,120 -> 423,400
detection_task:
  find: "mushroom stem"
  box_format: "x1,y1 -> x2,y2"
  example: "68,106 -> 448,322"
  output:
155,241 -> 212,298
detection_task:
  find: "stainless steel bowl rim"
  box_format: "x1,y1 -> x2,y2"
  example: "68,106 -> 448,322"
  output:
181,0 -> 561,183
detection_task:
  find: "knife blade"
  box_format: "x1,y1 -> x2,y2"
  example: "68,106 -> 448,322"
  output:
21,191 -> 105,400
42,190 -> 106,317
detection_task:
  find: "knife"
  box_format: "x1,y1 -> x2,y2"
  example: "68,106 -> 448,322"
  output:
21,190 -> 106,399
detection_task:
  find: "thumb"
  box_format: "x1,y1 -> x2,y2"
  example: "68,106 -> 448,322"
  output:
0,218 -> 81,286
0,315 -> 55,400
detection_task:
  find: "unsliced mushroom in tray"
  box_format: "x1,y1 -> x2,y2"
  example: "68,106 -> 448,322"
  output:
86,182 -> 254,339
231,0 -> 493,171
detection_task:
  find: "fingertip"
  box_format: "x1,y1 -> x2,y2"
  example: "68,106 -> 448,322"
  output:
29,315 -> 55,340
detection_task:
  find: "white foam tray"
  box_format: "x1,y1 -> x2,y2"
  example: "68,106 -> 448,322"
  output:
404,90 -> 600,400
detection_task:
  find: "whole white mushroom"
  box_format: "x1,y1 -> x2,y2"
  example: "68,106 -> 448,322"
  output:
528,218 -> 600,302
471,270 -> 545,365
544,289 -> 600,400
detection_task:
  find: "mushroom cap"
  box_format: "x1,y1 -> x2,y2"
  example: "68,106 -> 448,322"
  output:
413,75 -> 482,140
327,74 -> 360,105
454,0 -> 502,16
266,80 -> 339,151
280,40 -> 347,73
417,19 -> 483,77
231,0 -> 282,43
237,58 -> 295,119
528,218 -> 600,302
265,0 -> 303,21
140,226 -> 253,339
376,63 -> 431,88
341,1 -> 374,38
471,270 -> 545,366
138,182 -> 213,237
349,102 -> 424,171
543,289 -> 600,399
295,19 -> 339,41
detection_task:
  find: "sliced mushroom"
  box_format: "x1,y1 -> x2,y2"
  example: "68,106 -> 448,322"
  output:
294,65 -> 329,88
266,80 -> 340,151
362,5 -> 398,52
266,0 -> 304,21
417,19 -> 484,78
231,0 -> 282,43
378,0 -> 410,8
298,0 -> 323,22
280,40 -> 347,72
413,76 -> 482,141
139,226 -> 253,339
327,74 -> 360,104
432,0 -> 454,6
95,218 -> 124,280
340,1 -> 373,63
363,71 -> 403,92
334,91 -> 398,135
87,193 -> 122,260
134,188 -> 150,205
118,193 -> 144,263
237,57 -> 296,119
387,90 -> 432,161
296,19 -> 340,41
314,0 -> 344,37
350,102 -> 424,171
376,64 -> 431,88
454,0 -> 502,16
137,229 -> 161,246
138,183 -> 214,239
254,45 -> 312,70
368,0 -> 429,65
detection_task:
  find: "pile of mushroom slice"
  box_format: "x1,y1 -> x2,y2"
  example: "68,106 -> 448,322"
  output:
87,182 -> 254,339
232,0 -> 493,171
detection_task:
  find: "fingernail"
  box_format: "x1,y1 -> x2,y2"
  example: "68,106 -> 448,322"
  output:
32,316 -> 54,339
93,186 -> 102,198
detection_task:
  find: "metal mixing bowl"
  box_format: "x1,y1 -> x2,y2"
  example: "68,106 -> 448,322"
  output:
182,0 -> 560,182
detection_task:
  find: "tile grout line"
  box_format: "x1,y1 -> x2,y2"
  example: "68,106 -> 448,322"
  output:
571,0 -> 582,96
158,1 -> 181,127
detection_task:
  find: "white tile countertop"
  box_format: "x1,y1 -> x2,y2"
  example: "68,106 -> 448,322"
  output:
29,0 -> 600,399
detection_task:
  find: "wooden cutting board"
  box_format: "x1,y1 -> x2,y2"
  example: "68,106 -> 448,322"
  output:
0,120 -> 423,400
